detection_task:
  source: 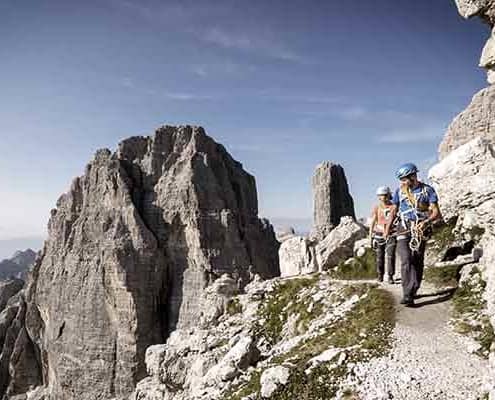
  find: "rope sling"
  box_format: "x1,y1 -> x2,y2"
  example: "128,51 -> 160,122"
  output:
399,185 -> 429,253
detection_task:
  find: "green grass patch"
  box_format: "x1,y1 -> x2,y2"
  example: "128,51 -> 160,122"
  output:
254,275 -> 321,345
424,265 -> 462,288
429,220 -> 457,249
259,286 -> 394,400
223,284 -> 396,400
330,248 -> 377,280
223,370 -> 262,400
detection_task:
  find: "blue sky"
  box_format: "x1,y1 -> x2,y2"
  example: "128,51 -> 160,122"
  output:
0,0 -> 489,257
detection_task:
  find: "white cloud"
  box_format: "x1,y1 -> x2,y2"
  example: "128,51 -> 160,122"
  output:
164,92 -> 214,101
376,128 -> 443,144
200,26 -> 305,63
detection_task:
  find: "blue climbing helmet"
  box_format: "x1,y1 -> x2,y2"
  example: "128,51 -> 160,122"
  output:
396,163 -> 418,179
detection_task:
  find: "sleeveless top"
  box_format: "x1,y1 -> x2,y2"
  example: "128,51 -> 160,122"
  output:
374,203 -> 395,235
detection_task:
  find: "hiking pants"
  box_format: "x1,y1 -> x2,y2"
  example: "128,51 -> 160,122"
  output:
397,236 -> 426,298
376,237 -> 396,278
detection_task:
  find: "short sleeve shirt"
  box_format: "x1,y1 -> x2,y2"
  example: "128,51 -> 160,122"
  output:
392,183 -> 438,222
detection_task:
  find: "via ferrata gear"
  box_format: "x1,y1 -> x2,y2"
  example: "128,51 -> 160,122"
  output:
409,221 -> 426,253
396,163 -> 419,179
376,186 -> 391,196
398,184 -> 430,253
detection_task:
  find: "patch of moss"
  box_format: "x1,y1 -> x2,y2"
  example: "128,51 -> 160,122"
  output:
466,225 -> 485,240
267,286 -> 395,399
224,370 -> 262,400
226,298 -> 243,315
330,248 -> 377,280
254,275 -> 321,345
424,265 -> 462,288
451,267 -> 494,359
429,220 -> 457,249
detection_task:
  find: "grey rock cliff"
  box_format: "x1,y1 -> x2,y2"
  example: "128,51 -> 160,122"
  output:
439,85 -> 495,159
311,162 -> 356,241
440,0 -> 495,159
1,125 -> 280,400
430,2 -> 495,394
0,280 -> 42,399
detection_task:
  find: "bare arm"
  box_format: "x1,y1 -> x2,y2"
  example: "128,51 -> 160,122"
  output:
427,203 -> 441,224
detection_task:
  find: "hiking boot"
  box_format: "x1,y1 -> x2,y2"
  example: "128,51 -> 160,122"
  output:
400,296 -> 414,306
404,297 -> 415,307
387,276 -> 394,284
377,275 -> 384,283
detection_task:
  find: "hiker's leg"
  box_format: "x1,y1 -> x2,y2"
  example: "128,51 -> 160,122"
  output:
386,237 -> 397,279
376,242 -> 385,278
398,237 -> 414,298
412,241 -> 427,294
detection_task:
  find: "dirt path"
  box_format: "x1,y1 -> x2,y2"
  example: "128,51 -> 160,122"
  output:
348,279 -> 490,400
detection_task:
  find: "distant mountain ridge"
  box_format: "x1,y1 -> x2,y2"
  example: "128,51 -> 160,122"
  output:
0,248 -> 37,280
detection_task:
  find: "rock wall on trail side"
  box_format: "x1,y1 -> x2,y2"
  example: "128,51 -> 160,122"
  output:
0,125 -> 280,400
439,0 -> 495,159
429,1 -> 495,395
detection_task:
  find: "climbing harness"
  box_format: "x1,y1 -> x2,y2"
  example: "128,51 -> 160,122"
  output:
409,221 -> 426,253
398,184 -> 430,253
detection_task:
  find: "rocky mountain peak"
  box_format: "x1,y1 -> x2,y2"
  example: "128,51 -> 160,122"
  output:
0,125 -> 280,400
311,161 -> 356,241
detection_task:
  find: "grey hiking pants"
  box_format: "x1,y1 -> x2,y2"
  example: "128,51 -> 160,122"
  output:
375,237 -> 396,278
397,236 -> 426,298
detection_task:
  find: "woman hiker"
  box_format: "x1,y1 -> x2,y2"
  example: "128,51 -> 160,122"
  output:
369,186 -> 397,284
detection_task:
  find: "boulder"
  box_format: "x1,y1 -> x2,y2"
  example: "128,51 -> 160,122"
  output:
315,217 -> 367,271
278,236 -> 318,277
311,162 -> 356,241
260,366 -> 290,398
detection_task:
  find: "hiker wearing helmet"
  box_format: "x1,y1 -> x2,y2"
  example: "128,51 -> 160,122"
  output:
385,163 -> 441,307
369,186 -> 397,284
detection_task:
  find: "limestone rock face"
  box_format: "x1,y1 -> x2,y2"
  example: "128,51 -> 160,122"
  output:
430,138 -> 495,221
278,236 -> 318,278
311,162 -> 356,241
439,86 -> 495,159
0,289 -> 42,399
315,217 -> 367,271
0,279 -> 23,311
455,0 -> 495,83
439,0 -> 495,159
455,0 -> 495,21
3,125 -> 279,400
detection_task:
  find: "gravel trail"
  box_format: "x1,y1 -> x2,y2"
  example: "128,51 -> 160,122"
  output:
348,279 -> 490,400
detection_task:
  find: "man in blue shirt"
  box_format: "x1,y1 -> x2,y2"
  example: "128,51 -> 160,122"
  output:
385,163 -> 441,306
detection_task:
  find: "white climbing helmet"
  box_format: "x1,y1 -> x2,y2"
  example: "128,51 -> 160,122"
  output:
376,186 -> 391,196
